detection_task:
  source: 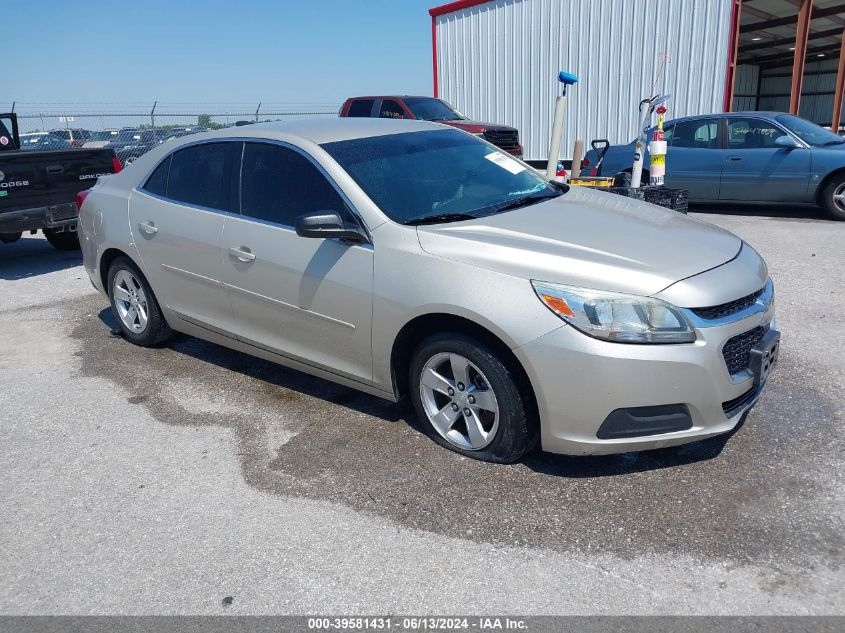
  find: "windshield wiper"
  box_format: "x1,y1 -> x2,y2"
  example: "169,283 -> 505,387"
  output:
403,213 -> 478,226
490,189 -> 563,214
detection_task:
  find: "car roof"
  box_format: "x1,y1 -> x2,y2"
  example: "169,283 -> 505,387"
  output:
346,95 -> 433,101
669,111 -> 789,123
192,117 -> 445,145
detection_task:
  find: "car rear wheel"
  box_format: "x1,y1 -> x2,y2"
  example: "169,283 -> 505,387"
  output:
821,177 -> 845,220
107,256 -> 172,346
43,228 -> 80,251
409,332 -> 536,463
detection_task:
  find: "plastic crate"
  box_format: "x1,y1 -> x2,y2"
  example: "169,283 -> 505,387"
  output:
606,186 -> 688,214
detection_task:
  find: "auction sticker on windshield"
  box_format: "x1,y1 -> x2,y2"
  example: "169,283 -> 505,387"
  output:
485,152 -> 525,175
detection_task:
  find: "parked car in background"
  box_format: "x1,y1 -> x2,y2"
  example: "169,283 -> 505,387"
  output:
48,128 -> 91,148
340,96 -> 523,157
83,130 -> 121,148
583,111 -> 845,220
104,129 -> 169,166
78,118 -> 777,463
0,113 -> 121,250
18,132 -> 73,151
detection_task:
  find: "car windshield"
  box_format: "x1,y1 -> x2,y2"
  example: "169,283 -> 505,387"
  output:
775,114 -> 844,146
88,131 -> 115,141
403,98 -> 465,122
321,129 -> 562,224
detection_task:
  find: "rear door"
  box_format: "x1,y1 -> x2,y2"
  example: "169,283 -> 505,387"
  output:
664,118 -> 723,200
719,117 -> 811,202
128,141 -> 239,333
345,99 -> 377,118
222,141 -> 374,382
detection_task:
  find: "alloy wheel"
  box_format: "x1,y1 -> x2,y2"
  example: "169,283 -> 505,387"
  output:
113,269 -> 149,334
419,352 -> 499,450
833,183 -> 845,212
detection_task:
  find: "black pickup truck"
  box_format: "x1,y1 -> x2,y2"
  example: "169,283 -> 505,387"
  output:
0,113 -> 120,250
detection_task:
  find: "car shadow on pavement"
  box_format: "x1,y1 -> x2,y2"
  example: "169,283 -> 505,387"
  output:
0,234 -> 82,280
96,307 -> 406,424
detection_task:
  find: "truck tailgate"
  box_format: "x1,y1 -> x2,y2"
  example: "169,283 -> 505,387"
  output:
0,149 -> 117,213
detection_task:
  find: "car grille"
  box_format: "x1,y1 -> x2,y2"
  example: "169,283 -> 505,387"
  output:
691,287 -> 764,320
483,129 -> 520,150
722,324 -> 769,375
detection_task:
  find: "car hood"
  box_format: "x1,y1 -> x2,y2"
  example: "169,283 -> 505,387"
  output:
441,120 -> 517,133
416,186 -> 743,297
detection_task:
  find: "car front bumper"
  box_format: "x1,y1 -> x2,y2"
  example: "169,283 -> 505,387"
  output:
513,291 -> 777,456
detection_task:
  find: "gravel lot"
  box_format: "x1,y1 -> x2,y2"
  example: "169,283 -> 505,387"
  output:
0,207 -> 843,615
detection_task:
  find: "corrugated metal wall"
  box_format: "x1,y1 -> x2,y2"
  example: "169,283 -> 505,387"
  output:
434,0 -> 734,160
732,64 -> 759,111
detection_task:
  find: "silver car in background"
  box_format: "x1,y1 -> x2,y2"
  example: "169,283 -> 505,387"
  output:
78,119 -> 778,463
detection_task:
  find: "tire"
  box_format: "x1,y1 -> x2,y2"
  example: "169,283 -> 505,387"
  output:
0,232 -> 22,244
106,256 -> 172,346
409,332 -> 537,463
43,228 -> 80,251
820,176 -> 845,220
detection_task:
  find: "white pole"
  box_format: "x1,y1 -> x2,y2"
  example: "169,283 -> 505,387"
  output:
546,95 -> 567,179
630,100 -> 650,189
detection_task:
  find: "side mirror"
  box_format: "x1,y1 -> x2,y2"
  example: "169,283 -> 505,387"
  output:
775,135 -> 801,149
294,210 -> 368,244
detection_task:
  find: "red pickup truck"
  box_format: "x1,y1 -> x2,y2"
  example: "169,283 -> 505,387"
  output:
339,96 -> 523,158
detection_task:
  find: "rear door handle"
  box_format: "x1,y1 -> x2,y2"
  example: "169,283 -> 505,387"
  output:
229,246 -> 256,262
138,221 -> 158,235
727,156 -> 742,161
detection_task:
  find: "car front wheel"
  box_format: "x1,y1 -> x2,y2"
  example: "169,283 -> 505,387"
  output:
821,177 -> 845,220
107,256 -> 172,346
409,332 -> 537,463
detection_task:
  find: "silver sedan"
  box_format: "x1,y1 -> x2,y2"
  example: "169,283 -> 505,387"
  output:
78,118 -> 778,462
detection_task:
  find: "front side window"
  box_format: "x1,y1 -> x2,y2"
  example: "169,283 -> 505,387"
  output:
379,100 -> 405,119
167,142 -> 235,211
240,142 -> 346,227
347,100 -> 374,117
670,119 -> 719,149
321,129 -> 562,224
727,118 -> 784,149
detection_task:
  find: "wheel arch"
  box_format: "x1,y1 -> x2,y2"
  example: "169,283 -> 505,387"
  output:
98,247 -> 142,292
815,167 -> 845,205
389,312 -> 538,417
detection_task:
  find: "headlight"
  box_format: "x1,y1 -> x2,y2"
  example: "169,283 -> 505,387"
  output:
532,281 -> 696,344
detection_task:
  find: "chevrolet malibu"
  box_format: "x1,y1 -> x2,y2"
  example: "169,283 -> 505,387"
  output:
78,119 -> 779,463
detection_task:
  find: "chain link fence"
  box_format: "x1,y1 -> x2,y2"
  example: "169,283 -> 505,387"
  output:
9,102 -> 339,165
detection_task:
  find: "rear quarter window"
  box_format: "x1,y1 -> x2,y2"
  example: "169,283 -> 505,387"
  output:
347,100 -> 374,117
142,155 -> 171,197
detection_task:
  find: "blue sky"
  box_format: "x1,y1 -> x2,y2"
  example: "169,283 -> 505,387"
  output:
8,0 -> 438,106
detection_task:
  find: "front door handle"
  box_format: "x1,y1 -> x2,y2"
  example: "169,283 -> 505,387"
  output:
727,156 -> 742,161
229,246 -> 256,262
138,221 -> 158,234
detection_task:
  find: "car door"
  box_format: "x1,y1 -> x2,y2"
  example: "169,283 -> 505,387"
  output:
222,141 -> 374,382
129,141 -> 239,333
719,117 -> 812,202
663,118 -> 723,200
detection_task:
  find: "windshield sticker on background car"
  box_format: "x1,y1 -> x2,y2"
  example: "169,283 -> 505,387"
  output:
484,152 -> 525,175
0,136 -> 9,146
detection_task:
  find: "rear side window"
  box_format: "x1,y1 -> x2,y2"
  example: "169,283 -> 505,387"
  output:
167,143 -> 235,211
240,142 -> 346,227
143,155 -> 171,196
347,100 -> 374,117
670,119 -> 719,149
